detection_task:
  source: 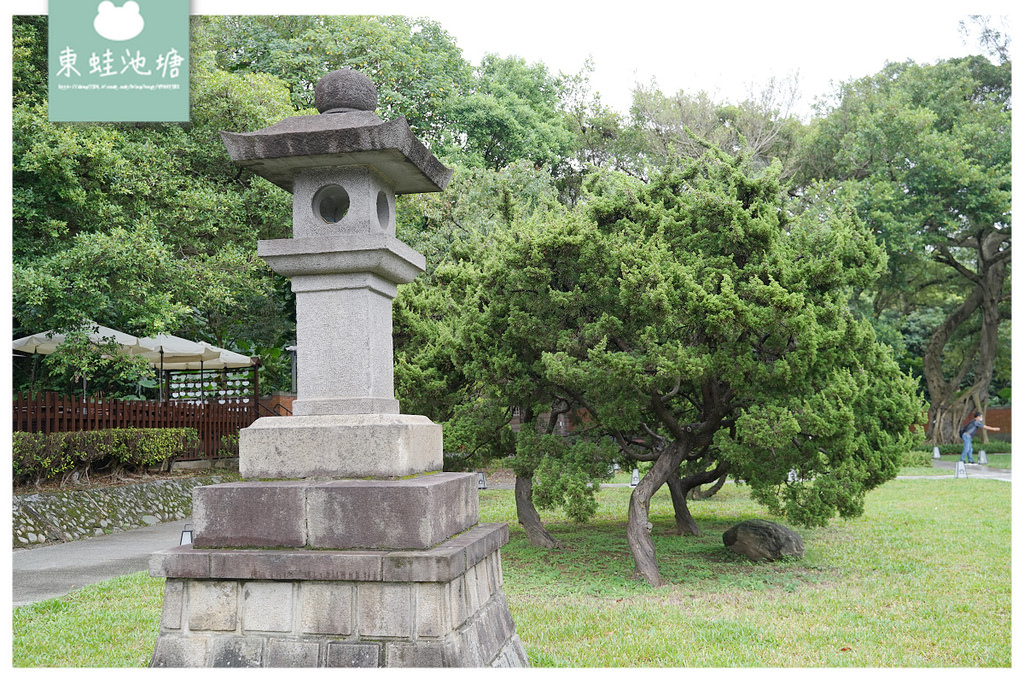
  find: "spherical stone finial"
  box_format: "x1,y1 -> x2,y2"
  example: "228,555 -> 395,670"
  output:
315,68 -> 378,114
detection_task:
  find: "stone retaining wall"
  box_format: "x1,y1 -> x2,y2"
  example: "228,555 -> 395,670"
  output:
12,476 -> 228,548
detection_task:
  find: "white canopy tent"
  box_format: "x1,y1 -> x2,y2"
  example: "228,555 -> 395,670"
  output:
13,324 -> 257,399
137,335 -> 254,371
13,325 -> 255,370
13,324 -> 148,357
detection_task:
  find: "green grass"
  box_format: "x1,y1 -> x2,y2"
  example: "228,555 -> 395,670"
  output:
12,571 -> 164,667
13,471 -> 1011,667
491,478 -> 1011,666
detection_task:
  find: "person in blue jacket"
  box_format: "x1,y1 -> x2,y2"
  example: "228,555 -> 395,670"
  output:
959,412 -> 1000,464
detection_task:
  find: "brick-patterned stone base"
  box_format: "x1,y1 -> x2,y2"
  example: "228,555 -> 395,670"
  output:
150,537 -> 528,667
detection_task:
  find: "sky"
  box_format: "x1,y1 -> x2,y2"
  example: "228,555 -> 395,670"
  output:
418,1 -> 1013,118
9,0 -> 1014,119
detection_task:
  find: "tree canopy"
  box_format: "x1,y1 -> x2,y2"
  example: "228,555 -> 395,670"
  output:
426,150 -> 921,585
796,55 -> 1011,442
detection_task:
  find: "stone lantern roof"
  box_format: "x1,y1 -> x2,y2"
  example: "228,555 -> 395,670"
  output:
220,68 -> 452,194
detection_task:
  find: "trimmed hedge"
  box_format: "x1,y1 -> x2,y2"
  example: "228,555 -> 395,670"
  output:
12,428 -> 200,486
915,441 -> 1013,455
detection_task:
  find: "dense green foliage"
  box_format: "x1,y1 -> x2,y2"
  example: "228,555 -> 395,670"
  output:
13,17 -> 298,394
430,149 -> 923,582
442,54 -> 575,170
12,427 -> 200,485
192,15 -> 470,145
395,141 -> 924,582
579,153 -> 921,520
796,55 -> 1011,441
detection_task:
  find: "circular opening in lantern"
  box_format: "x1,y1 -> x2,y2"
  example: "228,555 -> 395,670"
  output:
376,190 -> 390,230
313,184 -> 350,224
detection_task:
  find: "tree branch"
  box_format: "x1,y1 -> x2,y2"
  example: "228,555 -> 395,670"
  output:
612,430 -> 659,462
660,376 -> 682,401
649,390 -> 689,442
934,245 -> 981,285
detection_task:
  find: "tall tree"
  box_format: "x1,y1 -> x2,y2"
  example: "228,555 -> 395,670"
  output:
624,77 -> 804,180
797,55 -> 1011,442
407,149 -> 921,585
567,154 -> 920,585
193,15 -> 471,146
440,54 -> 575,171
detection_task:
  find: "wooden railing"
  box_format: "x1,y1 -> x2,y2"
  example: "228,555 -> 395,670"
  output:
12,391 -> 258,460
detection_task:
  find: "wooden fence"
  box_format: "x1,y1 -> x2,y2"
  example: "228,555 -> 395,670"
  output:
12,391 -> 259,460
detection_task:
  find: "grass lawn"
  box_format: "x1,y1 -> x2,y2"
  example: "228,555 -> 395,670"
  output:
932,452 -> 1012,469
13,470 -> 1011,667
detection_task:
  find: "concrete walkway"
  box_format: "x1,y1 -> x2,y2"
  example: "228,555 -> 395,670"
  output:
11,518 -> 189,607
919,459 -> 1012,482
10,463 -> 1010,608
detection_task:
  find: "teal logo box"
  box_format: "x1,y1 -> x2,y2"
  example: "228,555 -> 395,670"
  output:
48,1 -> 189,122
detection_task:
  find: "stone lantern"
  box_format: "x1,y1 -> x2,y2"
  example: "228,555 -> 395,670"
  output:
149,69 -> 528,668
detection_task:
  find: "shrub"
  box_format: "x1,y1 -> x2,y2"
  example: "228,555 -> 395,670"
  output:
901,449 -> 933,467
914,441 -> 1013,455
12,428 -> 199,486
217,433 -> 239,458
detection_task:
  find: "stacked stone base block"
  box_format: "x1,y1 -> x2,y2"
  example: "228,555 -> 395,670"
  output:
191,473 -> 476,550
238,413 -> 442,479
150,521 -> 528,667
150,572 -> 526,666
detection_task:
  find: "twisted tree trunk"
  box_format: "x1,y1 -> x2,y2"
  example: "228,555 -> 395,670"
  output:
925,234 -> 1007,444
626,444 -> 684,586
665,474 -> 701,537
514,473 -> 562,549
690,472 -> 728,500
666,465 -> 728,536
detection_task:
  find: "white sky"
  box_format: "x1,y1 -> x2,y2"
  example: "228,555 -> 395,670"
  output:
421,1 -> 1013,118
7,1 -> 1014,118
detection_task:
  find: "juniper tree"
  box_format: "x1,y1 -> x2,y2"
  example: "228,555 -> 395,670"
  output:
443,148 -> 921,585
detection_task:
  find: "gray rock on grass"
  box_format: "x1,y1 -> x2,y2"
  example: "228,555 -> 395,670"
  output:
723,519 -> 805,561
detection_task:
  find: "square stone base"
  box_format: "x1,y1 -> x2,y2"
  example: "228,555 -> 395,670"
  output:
149,525 -> 528,668
191,473 -> 477,550
238,413 -> 442,478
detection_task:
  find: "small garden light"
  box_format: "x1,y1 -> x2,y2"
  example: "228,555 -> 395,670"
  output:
179,523 -> 194,545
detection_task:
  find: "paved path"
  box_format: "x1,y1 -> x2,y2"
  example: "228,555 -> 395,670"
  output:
11,519 -> 188,607
920,459 -> 1012,482
10,463 -> 1010,607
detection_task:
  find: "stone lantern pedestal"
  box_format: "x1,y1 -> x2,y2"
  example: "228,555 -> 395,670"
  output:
148,69 -> 528,668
